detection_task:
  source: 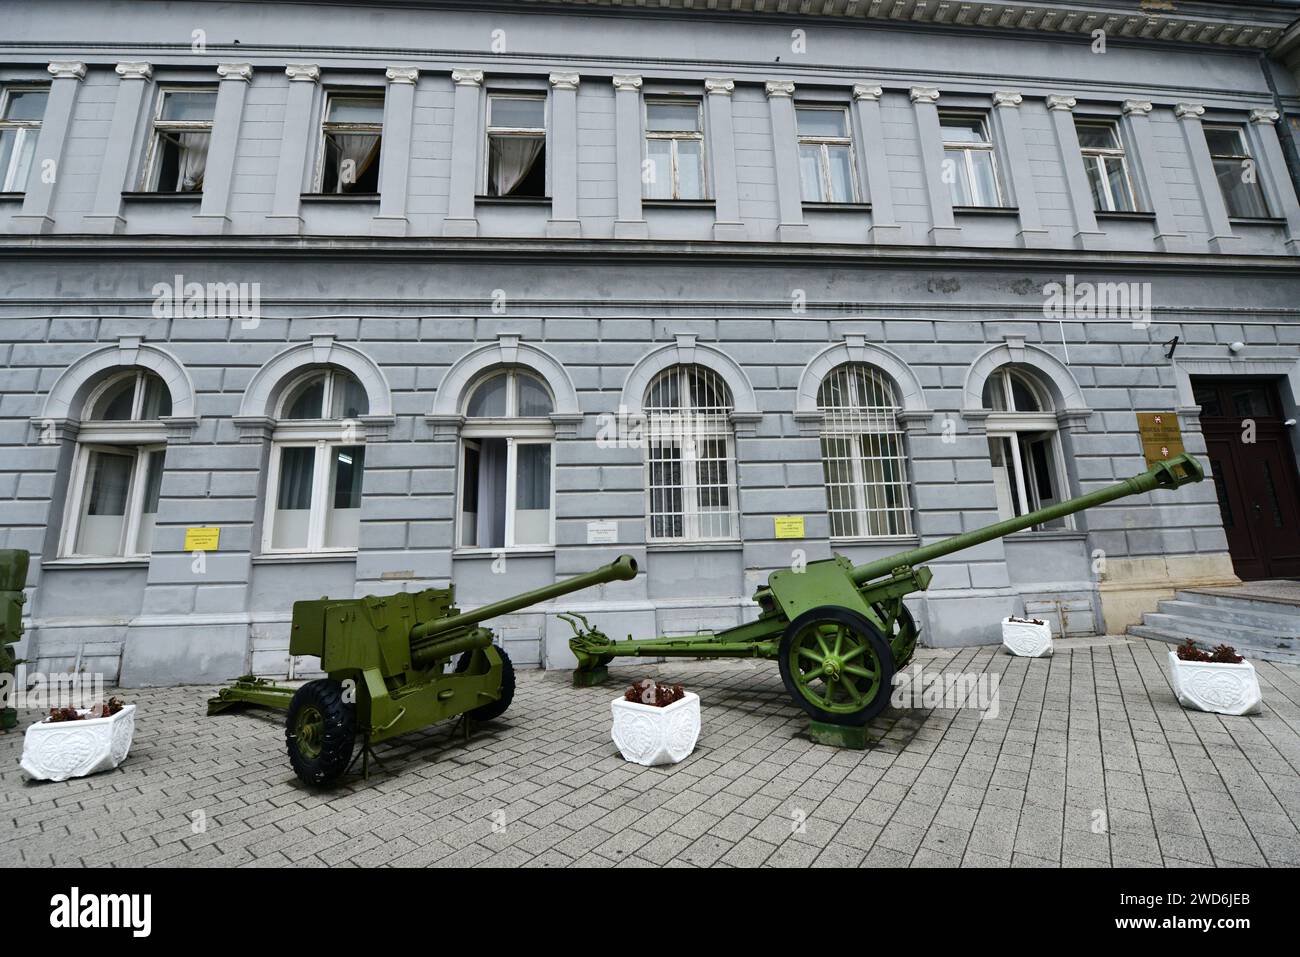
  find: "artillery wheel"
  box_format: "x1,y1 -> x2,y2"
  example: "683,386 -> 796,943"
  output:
454,646 -> 516,722
779,607 -> 895,727
285,679 -> 356,787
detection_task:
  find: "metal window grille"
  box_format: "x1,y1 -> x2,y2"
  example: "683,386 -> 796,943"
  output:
817,364 -> 913,538
645,365 -> 737,541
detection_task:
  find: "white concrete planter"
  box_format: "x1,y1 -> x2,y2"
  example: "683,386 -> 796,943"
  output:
1002,617 -> 1053,657
611,691 -> 700,766
1167,653 -> 1262,716
19,705 -> 136,782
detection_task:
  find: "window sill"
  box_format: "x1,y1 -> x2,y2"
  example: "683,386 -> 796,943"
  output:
253,552 -> 358,564
453,546 -> 555,558
642,199 -> 715,209
121,191 -> 202,201
474,195 -> 551,206
646,540 -> 742,552
43,558 -> 150,569
802,202 -> 872,212
1003,529 -> 1085,542
300,193 -> 380,202
830,535 -> 919,547
1229,216 -> 1286,226
953,205 -> 1019,216
1095,210 -> 1155,221
0,192 -> 24,201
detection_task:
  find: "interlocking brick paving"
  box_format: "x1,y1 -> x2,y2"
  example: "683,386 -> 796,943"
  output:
3,636 -> 1299,867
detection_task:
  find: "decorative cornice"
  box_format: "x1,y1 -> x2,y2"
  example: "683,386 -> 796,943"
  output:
47,61 -> 87,81
1045,94 -> 1077,112
1121,99 -> 1153,116
909,86 -> 940,105
992,90 -> 1023,108
285,64 -> 321,83
549,71 -> 580,90
385,65 -> 419,84
1250,108 -> 1281,125
764,80 -> 795,98
216,63 -> 253,83
704,77 -> 735,96
115,62 -> 152,81
612,74 -> 642,92
451,69 -> 484,87
852,84 -> 883,103
1175,102 -> 1206,119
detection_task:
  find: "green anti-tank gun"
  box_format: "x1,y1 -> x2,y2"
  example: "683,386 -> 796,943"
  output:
566,453 -> 1206,728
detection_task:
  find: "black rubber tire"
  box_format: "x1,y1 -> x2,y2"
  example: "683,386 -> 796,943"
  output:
454,645 -> 516,722
285,678 -> 356,787
778,606 -> 895,728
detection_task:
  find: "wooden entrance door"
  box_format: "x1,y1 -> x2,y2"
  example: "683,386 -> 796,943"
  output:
1194,379 -> 1300,580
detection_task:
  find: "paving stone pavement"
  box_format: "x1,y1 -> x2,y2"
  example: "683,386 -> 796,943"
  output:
3,635 -> 1299,868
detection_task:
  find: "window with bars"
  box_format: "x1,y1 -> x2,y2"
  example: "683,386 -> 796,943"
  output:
644,365 -> 737,541
1204,125 -> 1269,219
142,88 -> 217,193
817,364 -> 913,538
0,86 -> 47,192
1076,119 -> 1137,212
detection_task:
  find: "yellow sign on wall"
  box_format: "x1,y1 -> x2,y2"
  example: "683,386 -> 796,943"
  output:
774,516 -> 805,539
1136,412 -> 1185,467
184,527 -> 221,552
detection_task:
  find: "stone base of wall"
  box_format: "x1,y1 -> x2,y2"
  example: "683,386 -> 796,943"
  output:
118,615 -> 250,687
1097,553 -> 1239,634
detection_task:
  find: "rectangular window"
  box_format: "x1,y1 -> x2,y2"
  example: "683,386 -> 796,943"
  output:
1076,120 -> 1136,212
458,438 -> 553,548
939,112 -> 1001,208
987,434 -> 1067,531
317,92 -> 384,194
485,94 -> 546,198
268,442 -> 366,552
143,89 -> 217,192
796,107 -> 856,203
644,99 -> 705,200
0,87 -> 48,192
66,445 -> 166,558
1204,125 -> 1269,219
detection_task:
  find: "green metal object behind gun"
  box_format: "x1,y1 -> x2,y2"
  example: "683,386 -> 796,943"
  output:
568,453 -> 1206,728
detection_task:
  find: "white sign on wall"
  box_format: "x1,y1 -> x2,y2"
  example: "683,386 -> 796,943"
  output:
586,520 -> 619,544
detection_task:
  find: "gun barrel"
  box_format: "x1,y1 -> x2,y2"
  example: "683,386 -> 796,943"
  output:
848,452 -> 1204,587
409,554 -> 639,644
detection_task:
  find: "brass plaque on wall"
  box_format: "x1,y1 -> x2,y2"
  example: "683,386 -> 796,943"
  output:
1136,411 -> 1185,467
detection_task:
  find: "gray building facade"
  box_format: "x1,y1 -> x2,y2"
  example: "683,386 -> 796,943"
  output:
3,0 -> 1300,686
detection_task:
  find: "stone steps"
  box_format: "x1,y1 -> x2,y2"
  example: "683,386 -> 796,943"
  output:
1128,586 -> 1299,664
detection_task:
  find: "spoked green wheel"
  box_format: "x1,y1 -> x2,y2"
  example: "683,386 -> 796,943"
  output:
286,679 -> 356,787
778,606 -> 896,727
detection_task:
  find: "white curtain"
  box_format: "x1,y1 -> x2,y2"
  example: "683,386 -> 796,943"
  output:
332,133 -> 380,192
176,133 -> 209,192
489,136 -> 543,196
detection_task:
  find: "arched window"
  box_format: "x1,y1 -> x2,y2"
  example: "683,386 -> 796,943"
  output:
264,369 -> 369,553
817,364 -> 913,538
645,365 -> 738,541
982,365 -> 1069,530
458,369 -> 555,549
60,370 -> 172,558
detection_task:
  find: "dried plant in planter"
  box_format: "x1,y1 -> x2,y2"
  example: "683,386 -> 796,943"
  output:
1176,639 -> 1243,664
624,679 -> 686,708
45,696 -> 127,723
1005,615 -> 1046,626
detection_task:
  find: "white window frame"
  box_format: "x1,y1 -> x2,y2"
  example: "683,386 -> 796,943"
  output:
58,371 -> 169,561
314,89 -> 385,194
940,111 -> 1003,208
796,105 -> 858,204
644,366 -> 739,543
1204,124 -> 1270,219
262,370 -> 369,555
456,370 -> 556,551
0,85 -> 46,192
1076,119 -> 1137,213
483,92 -> 548,198
643,98 -> 707,200
141,86 -> 217,192
984,368 -> 1073,532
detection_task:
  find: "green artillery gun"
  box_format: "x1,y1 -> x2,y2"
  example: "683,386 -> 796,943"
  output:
568,453 -> 1205,730
210,555 -> 638,786
0,549 -> 29,730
